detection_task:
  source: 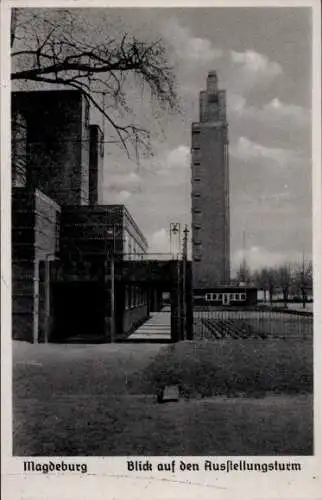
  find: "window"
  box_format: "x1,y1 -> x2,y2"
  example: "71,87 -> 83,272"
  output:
208,94 -> 219,104
193,208 -> 201,214
193,192 -> 201,197
193,162 -> 201,166
205,293 -> 212,301
230,294 -> 234,300
193,178 -> 201,182
241,293 -> 247,301
194,257 -> 201,262
194,224 -> 201,230
192,129 -> 200,134
192,146 -> 200,151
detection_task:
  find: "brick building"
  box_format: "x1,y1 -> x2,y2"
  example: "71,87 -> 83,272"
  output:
11,89 -> 149,342
191,71 -> 230,287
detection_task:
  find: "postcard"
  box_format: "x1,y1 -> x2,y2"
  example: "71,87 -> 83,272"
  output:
1,0 -> 321,499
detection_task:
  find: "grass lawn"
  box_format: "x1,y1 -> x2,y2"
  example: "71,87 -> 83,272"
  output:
13,339 -> 313,456
140,340 -> 313,397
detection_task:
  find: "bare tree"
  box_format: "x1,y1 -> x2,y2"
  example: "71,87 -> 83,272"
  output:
11,8 -> 179,158
276,264 -> 293,308
236,258 -> 252,285
294,258 -> 313,309
254,267 -> 277,305
253,269 -> 267,302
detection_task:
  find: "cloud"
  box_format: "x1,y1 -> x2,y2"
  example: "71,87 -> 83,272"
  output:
153,145 -> 191,186
228,94 -> 310,130
149,228 -> 170,255
162,19 -> 222,64
262,98 -> 311,127
232,246 -> 299,273
230,50 -> 282,83
231,136 -> 299,167
114,190 -> 132,203
103,171 -> 141,199
165,145 -> 190,170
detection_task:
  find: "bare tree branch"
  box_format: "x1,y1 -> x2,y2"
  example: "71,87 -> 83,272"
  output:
11,8 -> 179,159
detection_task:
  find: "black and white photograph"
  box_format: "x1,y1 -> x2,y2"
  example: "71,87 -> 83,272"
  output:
3,0 -> 320,469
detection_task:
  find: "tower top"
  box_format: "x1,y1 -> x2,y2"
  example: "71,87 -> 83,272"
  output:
207,71 -> 218,93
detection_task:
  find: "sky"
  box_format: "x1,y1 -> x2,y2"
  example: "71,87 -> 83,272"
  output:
13,7 -> 313,273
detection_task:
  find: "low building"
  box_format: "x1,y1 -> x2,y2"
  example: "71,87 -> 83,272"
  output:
11,89 -> 150,343
12,193 -> 150,342
52,204 -> 149,342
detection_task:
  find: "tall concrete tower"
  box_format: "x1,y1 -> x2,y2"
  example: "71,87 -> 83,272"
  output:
191,71 -> 230,288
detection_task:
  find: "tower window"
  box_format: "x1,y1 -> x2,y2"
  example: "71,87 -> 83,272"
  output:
208,94 -> 219,103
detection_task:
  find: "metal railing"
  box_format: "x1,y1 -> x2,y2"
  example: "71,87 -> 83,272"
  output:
121,252 -> 179,261
193,307 -> 313,340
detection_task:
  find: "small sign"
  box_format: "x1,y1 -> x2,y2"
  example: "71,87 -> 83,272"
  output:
157,385 -> 180,403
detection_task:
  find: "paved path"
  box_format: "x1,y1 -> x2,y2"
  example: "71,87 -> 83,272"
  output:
127,312 -> 171,342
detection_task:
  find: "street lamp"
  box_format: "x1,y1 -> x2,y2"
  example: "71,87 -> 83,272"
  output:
169,222 -> 181,259
182,225 -> 189,340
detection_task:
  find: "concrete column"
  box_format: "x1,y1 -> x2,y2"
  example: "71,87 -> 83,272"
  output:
44,259 -> 51,343
33,260 -> 39,343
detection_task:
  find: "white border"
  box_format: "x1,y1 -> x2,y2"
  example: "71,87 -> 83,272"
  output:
1,1 -> 321,499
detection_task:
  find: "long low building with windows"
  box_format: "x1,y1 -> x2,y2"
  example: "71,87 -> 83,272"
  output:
193,286 -> 258,307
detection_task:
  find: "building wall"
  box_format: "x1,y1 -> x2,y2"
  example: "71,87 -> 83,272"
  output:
122,305 -> 148,334
191,72 -> 230,288
35,190 -> 61,261
89,125 -> 104,205
123,207 -> 148,260
34,190 -> 61,342
12,90 -> 90,207
58,205 -> 148,339
12,188 -> 35,341
60,205 -> 124,258
12,188 -> 61,342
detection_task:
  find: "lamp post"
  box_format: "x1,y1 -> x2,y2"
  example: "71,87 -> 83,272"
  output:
169,222 -> 181,259
182,225 -> 189,340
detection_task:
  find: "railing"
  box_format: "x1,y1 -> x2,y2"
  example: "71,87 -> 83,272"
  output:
122,252 -> 181,261
193,307 -> 313,340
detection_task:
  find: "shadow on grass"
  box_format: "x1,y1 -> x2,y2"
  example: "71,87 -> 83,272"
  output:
135,340 -> 313,398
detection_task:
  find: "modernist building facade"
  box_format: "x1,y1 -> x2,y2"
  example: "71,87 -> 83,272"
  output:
191,71 -> 230,288
11,89 -> 149,343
